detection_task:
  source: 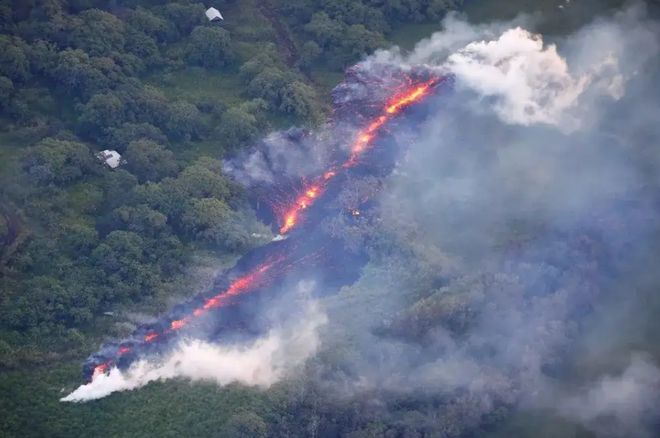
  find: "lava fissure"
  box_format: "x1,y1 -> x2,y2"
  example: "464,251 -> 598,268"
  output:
83,72 -> 446,382
275,77 -> 440,235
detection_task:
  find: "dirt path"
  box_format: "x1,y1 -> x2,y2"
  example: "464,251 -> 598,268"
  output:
0,202 -> 27,273
257,0 -> 299,66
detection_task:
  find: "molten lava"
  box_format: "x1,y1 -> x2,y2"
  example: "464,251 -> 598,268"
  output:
87,74 -> 442,382
165,261 -> 276,333
92,363 -> 108,380
277,78 -> 438,234
89,260 -> 279,380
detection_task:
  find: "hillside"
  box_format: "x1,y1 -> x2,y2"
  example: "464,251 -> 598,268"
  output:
2,1 -> 660,437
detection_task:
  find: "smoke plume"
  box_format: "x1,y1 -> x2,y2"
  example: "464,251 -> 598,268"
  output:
559,354 -> 660,437
302,3 -> 660,436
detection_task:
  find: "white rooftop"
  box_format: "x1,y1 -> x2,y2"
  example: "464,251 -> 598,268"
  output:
97,150 -> 122,169
205,7 -> 223,21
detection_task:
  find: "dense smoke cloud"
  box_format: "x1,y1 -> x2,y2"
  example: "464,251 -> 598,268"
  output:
446,27 -> 593,128
310,3 -> 660,436
559,354 -> 660,437
62,283 -> 326,402
223,128 -> 337,186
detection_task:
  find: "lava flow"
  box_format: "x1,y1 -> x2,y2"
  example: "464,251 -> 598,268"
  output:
89,260 -> 278,378
166,261 -> 275,333
277,78 -> 439,234
84,73 -> 443,383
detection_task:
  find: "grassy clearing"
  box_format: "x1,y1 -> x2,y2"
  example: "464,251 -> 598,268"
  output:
147,67 -> 244,107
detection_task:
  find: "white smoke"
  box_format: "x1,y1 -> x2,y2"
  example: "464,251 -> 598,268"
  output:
558,354 -> 660,437
446,27 -> 592,128
62,291 -> 326,402
367,8 -> 653,132
309,4 -> 660,436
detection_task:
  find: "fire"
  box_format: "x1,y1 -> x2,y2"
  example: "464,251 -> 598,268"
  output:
92,363 -> 109,379
170,318 -> 190,330
277,77 -> 438,233
90,262 -> 277,380
144,332 -> 159,343
170,262 -> 275,332
385,84 -> 432,114
278,183 -> 326,233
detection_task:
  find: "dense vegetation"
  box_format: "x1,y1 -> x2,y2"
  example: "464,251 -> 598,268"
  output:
0,0 -> 472,436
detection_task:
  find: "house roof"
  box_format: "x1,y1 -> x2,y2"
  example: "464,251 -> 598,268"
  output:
205,7 -> 223,21
97,150 -> 122,169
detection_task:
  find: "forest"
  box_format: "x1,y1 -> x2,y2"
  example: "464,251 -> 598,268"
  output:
0,0 -> 460,364
2,0 -> 660,437
0,0 -> 466,435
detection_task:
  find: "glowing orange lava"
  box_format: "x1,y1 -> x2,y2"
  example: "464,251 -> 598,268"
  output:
89,76 -> 440,382
163,261 -> 276,337
144,332 -> 159,343
277,78 -> 438,234
92,363 -> 108,379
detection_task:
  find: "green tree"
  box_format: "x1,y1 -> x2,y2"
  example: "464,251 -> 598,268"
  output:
69,9 -> 125,56
239,48 -> 281,82
181,197 -> 232,242
220,412 -> 268,438
427,0 -> 463,19
91,230 -> 158,301
161,2 -> 206,37
112,204 -> 168,236
59,223 -> 99,254
342,24 -> 386,59
119,84 -> 170,128
125,28 -> 161,68
78,92 -> 126,138
247,67 -> 291,108
23,137 -> 97,185
280,81 -> 321,121
304,12 -> 343,48
298,41 -> 322,69
168,158 -> 231,202
218,106 -> 259,148
127,7 -> 170,42
100,168 -> 139,209
26,40 -> 58,76
124,139 -> 179,183
187,25 -> 233,68
0,35 -> 29,82
0,215 -> 8,241
106,122 -> 168,152
165,101 -> 203,141
52,49 -> 121,97
0,75 -> 14,107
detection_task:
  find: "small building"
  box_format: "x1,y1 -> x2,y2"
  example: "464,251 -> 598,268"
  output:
96,150 -> 123,169
205,7 -> 223,22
